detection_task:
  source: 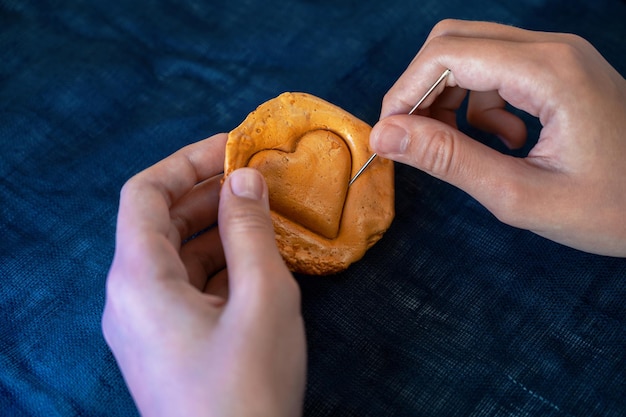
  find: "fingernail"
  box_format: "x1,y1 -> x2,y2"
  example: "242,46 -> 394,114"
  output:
372,123 -> 409,154
230,168 -> 264,200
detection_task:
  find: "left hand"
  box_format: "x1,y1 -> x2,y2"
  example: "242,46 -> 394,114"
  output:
102,133 -> 306,417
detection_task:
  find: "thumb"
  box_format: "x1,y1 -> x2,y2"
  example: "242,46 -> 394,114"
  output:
370,115 -> 544,224
218,168 -> 291,292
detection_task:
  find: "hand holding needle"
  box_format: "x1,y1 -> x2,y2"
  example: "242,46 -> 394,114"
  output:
348,68 -> 451,186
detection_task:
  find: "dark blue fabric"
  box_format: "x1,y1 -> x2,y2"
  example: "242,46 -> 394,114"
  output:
1,1 -> 626,416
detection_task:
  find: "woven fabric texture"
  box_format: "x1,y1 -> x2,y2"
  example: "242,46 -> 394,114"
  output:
1,1 -> 625,416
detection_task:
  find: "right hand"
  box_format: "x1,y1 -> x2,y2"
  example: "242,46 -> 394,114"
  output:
371,19 -> 626,257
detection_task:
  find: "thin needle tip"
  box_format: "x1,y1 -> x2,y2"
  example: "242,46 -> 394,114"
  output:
348,69 -> 451,187
349,153 -> 377,186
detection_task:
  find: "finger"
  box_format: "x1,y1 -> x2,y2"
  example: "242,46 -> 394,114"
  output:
117,133 -> 227,251
170,173 -> 222,244
382,66 -> 453,118
381,22 -> 577,119
370,114 -> 559,228
179,226 -> 226,290
112,133 -> 227,293
407,19 -> 552,70
204,268 -> 229,301
428,86 -> 467,128
218,168 -> 297,306
467,90 -> 527,149
423,19 -> 559,45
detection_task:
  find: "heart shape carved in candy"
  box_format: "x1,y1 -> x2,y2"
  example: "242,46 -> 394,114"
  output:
248,130 -> 351,239
224,92 -> 395,275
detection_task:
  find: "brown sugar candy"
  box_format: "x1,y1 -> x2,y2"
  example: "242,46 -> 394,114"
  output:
224,92 -> 394,275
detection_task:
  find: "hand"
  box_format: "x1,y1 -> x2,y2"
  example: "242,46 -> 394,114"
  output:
371,19 -> 626,257
102,134 -> 306,417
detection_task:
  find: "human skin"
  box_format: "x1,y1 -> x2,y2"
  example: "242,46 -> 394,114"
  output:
102,134 -> 306,417
102,19 -> 626,417
371,19 -> 626,257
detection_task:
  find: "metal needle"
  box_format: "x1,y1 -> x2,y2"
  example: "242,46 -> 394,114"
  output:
348,68 -> 451,186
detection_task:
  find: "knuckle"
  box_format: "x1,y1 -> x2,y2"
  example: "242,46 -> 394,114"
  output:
537,38 -> 589,79
101,268 -> 125,341
430,19 -> 458,38
549,40 -> 584,66
119,175 -> 143,201
225,204 -> 274,235
170,213 -> 191,241
382,90 -> 395,114
381,90 -> 394,111
101,312 -> 113,345
418,128 -> 457,179
119,178 -> 134,199
425,34 -> 448,53
559,32 -> 588,48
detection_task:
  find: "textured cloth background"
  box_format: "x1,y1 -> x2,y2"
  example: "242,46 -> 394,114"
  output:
1,1 -> 626,416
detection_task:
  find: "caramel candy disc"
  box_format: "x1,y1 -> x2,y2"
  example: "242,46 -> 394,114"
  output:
225,92 -> 394,275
